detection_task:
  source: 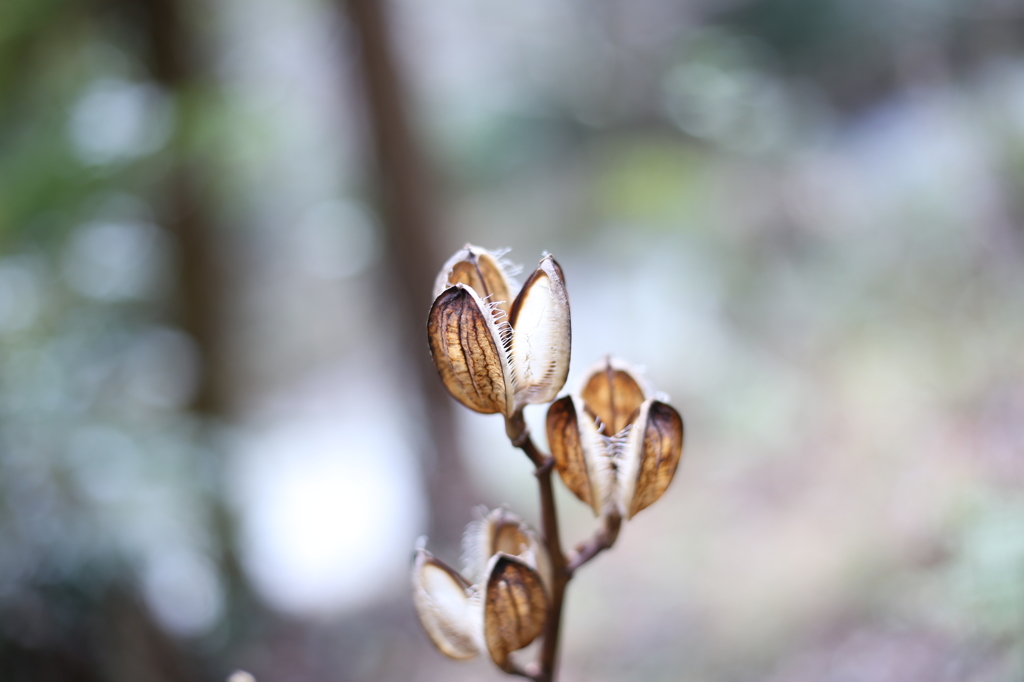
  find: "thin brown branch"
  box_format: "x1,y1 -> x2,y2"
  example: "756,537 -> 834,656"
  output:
134,0 -> 254,642
534,461 -> 567,682
506,425 -> 566,682
566,511 -> 621,576
505,414 -> 628,680
507,413 -> 544,468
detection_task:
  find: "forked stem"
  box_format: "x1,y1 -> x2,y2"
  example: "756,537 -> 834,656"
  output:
506,414 -> 618,682
533,456 -> 565,682
567,511 -> 621,576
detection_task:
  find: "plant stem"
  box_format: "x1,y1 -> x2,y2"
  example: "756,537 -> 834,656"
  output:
509,420 -> 566,682
567,511 -> 621,576
507,418 -> 623,681
534,457 -> 566,682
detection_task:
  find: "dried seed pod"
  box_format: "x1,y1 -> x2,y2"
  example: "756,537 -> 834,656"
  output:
580,360 -> 646,436
547,396 -> 602,514
411,548 -> 482,659
433,245 -> 517,318
427,284 -> 514,415
617,400 -> 685,518
462,507 -> 544,585
428,247 -> 571,417
507,256 -> 571,408
547,358 -> 685,518
483,554 -> 548,672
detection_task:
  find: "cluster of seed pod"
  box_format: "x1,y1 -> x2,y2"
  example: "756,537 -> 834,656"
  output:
426,246 -> 571,419
414,245 -> 685,674
548,357 -> 684,521
413,508 -> 549,672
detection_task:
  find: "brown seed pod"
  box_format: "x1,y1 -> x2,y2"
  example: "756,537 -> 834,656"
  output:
433,245 -> 516,318
427,285 -> 513,415
548,358 -> 685,519
483,553 -> 548,672
547,396 -> 599,513
580,361 -> 646,436
428,247 -> 571,417
619,400 -> 685,518
462,507 -> 546,586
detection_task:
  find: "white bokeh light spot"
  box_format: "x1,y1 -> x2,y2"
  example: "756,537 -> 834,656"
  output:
67,78 -> 173,165
233,412 -> 424,616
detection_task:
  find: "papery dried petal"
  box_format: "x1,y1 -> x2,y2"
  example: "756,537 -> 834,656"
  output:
547,396 -> 601,514
483,554 -> 548,672
580,358 -> 647,436
508,255 -> 571,410
433,245 -> 516,318
618,400 -> 684,518
427,285 -> 514,415
412,549 -> 481,659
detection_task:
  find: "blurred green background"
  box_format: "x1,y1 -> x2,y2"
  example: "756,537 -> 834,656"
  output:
2,0 -> 1023,680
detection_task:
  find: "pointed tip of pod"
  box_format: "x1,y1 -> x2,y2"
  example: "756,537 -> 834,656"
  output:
535,252 -> 565,285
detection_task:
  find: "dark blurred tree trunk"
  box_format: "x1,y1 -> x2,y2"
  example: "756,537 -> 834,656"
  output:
136,0 -> 228,416
0,584 -> 197,682
100,587 -> 200,682
133,0 -> 258,665
341,0 -> 474,551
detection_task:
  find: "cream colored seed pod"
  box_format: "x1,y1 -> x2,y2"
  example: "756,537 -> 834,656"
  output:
411,548 -> 483,659
412,509 -> 549,671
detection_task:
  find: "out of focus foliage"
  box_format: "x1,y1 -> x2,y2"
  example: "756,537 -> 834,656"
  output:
0,2 -> 226,679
